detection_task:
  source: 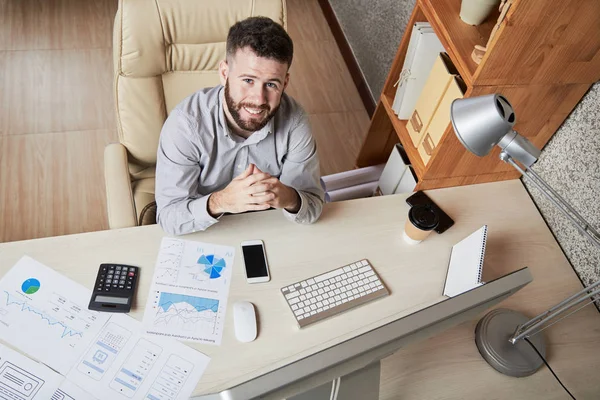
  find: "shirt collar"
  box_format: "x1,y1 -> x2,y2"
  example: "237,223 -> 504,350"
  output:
217,86 -> 274,144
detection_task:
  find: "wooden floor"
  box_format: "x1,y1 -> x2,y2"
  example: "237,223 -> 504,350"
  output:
0,0 -> 370,243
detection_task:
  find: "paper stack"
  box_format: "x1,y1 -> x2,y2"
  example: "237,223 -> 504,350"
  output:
320,165 -> 385,202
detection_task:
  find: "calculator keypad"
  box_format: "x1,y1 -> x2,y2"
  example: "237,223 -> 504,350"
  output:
95,264 -> 138,293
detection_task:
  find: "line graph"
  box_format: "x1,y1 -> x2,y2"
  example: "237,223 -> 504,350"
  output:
145,238 -> 234,344
3,290 -> 92,340
153,292 -> 220,334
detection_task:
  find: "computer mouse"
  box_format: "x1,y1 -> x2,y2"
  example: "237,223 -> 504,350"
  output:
233,301 -> 257,343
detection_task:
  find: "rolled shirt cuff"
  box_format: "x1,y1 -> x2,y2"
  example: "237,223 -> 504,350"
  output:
189,194 -> 221,231
282,190 -> 309,224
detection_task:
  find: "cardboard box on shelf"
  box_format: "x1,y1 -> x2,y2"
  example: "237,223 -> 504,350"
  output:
417,76 -> 466,165
406,52 -> 460,149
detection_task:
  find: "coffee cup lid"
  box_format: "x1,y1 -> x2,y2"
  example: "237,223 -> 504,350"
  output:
408,204 -> 439,231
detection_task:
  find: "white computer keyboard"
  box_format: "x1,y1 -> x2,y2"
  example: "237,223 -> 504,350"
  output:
281,259 -> 389,328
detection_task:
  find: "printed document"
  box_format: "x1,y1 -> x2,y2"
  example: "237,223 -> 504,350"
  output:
143,238 -> 235,345
0,343 -> 64,399
0,256 -> 111,375
67,313 -> 210,400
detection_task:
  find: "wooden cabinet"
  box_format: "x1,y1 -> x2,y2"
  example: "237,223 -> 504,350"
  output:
356,0 -> 599,191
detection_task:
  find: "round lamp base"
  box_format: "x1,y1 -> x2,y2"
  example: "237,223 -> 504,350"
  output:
475,308 -> 545,377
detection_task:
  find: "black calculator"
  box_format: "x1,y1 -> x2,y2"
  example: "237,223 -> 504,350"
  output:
88,264 -> 139,313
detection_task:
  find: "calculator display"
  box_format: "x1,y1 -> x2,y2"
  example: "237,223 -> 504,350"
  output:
95,295 -> 129,305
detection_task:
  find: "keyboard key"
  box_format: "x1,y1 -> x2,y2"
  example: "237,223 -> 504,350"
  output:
307,278 -> 315,285
315,268 -> 344,283
298,301 -> 305,307
286,291 -> 300,299
358,266 -> 371,273
300,295 -> 306,301
300,289 -> 306,294
289,297 -> 300,305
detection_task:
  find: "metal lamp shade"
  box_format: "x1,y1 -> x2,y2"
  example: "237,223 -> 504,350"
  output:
450,94 -> 516,157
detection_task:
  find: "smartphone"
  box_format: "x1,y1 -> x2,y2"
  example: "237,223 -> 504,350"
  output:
241,240 -> 271,283
406,191 -> 455,234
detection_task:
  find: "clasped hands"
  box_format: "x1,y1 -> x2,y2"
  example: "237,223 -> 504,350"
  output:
208,164 -> 300,216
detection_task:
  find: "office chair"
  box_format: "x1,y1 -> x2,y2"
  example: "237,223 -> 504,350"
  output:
104,0 -> 287,228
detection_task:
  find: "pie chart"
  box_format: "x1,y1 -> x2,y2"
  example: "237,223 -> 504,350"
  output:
21,278 -> 41,295
197,255 -> 226,279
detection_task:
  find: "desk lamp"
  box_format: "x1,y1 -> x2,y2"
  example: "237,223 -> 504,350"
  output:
450,94 -> 600,377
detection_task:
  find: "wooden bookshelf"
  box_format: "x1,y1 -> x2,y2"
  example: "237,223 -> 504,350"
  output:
356,0 -> 599,191
420,0 -> 498,86
380,94 -> 425,178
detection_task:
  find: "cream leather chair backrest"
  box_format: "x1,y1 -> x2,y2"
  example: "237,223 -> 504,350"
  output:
105,0 -> 287,229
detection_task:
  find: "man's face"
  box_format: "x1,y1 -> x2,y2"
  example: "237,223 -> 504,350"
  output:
219,47 -> 289,133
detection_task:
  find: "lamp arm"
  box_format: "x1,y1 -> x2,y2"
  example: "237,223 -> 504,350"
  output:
499,153 -> 600,343
510,285 -> 600,343
505,156 -> 600,248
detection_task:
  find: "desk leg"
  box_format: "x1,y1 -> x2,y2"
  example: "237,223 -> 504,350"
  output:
287,361 -> 380,400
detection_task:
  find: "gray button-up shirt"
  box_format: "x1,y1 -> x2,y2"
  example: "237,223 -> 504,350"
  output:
155,85 -> 324,235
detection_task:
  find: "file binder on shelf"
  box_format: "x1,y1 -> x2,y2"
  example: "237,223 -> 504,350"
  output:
407,52 -> 460,148
391,23 -> 445,119
417,73 -> 466,165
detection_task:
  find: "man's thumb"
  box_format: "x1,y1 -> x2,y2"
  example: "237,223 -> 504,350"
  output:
252,164 -> 264,174
236,164 -> 254,179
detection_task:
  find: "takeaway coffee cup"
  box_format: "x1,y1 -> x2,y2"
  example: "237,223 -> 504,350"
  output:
403,204 -> 439,244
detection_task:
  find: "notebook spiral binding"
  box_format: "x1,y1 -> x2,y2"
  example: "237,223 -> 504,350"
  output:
477,225 -> 488,283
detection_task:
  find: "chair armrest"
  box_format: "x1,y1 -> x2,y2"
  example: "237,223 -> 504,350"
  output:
104,143 -> 138,229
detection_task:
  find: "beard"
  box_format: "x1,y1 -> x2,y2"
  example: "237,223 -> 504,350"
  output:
224,81 -> 279,132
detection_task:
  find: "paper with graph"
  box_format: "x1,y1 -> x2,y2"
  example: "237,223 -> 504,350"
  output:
0,256 -> 111,375
143,238 -> 235,345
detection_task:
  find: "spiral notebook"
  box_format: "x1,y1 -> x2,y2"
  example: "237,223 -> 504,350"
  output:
443,225 -> 488,297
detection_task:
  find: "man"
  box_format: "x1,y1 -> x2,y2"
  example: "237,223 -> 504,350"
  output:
155,16 -> 324,235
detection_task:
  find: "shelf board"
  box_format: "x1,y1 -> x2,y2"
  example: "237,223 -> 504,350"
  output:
419,0 -> 498,86
380,94 -> 425,179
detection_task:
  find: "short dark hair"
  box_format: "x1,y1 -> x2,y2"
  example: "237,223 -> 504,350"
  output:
226,16 -> 293,68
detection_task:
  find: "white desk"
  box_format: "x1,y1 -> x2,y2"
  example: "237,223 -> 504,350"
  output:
1,180 -> 599,398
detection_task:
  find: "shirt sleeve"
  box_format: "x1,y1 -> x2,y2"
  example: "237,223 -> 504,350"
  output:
155,110 -> 220,235
279,111 -> 325,224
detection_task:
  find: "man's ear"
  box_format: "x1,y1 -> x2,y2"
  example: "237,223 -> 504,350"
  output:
218,60 -> 228,86
283,72 -> 290,91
